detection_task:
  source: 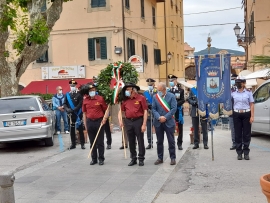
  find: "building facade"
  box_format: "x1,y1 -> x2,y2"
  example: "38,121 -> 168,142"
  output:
241,0 -> 270,71
157,0 -> 185,84
20,0 -> 165,88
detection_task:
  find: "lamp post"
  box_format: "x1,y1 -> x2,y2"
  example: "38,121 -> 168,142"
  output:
207,34 -> 212,54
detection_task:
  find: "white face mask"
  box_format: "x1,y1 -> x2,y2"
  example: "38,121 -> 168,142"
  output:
59,90 -> 62,94
70,87 -> 76,92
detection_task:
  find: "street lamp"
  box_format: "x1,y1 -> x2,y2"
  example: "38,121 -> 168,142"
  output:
233,24 -> 241,36
161,52 -> 172,64
233,23 -> 255,45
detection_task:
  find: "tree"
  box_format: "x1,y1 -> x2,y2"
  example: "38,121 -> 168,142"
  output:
249,55 -> 270,66
0,0 -> 70,97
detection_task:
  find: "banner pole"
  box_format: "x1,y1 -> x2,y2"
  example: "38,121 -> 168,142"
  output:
119,105 -> 127,159
211,119 -> 214,161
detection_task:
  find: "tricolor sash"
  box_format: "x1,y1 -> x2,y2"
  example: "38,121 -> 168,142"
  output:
156,94 -> 170,113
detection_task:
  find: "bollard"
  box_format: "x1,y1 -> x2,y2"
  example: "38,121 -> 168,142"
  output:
0,171 -> 15,203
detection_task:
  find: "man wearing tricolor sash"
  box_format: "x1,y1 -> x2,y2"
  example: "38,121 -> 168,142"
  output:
152,82 -> 177,165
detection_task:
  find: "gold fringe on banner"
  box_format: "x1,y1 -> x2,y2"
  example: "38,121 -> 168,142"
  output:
198,109 -> 206,117
223,109 -> 233,116
209,112 -> 220,119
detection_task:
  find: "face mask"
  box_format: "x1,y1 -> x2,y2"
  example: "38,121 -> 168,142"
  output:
125,90 -> 131,97
148,86 -> 153,91
158,91 -> 163,97
169,82 -> 174,87
59,90 -> 62,94
70,87 -> 76,92
89,91 -> 95,97
94,83 -> 97,86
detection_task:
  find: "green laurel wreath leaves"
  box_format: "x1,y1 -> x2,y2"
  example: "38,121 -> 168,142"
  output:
96,61 -> 139,105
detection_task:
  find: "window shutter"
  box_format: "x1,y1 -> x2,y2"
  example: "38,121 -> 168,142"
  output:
91,0 -> 99,8
143,45 -> 148,63
99,0 -> 106,7
100,37 -> 107,59
125,0 -> 130,9
88,38 -> 95,61
131,39 -> 135,55
152,7 -> 156,26
127,38 -> 131,58
41,1 -> 47,12
36,50 -> 49,63
154,49 -> 161,65
141,0 -> 145,18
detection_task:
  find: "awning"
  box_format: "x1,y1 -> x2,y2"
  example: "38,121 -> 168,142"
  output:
245,68 -> 270,79
21,79 -> 92,94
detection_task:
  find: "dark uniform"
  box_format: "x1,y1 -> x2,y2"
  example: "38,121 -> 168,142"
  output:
144,78 -> 157,149
93,76 -> 112,149
187,89 -> 209,149
63,79 -> 85,149
121,83 -> 148,166
231,78 -> 254,160
82,83 -> 108,165
168,74 -> 185,150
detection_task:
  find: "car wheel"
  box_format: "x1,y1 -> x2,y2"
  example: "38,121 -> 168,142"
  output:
45,134 -> 54,146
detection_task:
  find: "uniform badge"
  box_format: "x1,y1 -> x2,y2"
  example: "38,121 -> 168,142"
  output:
95,102 -> 100,105
134,101 -> 139,105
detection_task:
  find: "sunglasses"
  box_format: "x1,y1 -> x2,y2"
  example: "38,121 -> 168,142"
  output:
59,89 -> 62,90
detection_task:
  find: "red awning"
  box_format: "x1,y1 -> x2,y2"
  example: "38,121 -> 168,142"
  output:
21,79 -> 93,94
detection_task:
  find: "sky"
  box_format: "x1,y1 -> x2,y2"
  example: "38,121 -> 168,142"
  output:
184,0 -> 245,52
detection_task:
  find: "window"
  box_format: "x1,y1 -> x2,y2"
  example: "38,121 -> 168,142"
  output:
180,28 -> 183,43
170,0 -> 173,8
141,0 -> 145,19
36,50 -> 48,63
88,37 -> 107,61
154,49 -> 161,65
127,38 -> 135,58
176,25 -> 179,40
249,11 -> 254,43
152,7 -> 156,26
179,2 -> 182,16
175,5 -> 178,13
125,0 -> 130,9
91,0 -> 106,8
177,54 -> 179,71
171,21 -> 174,39
41,0 -> 46,12
253,83 -> 270,103
142,44 -> 148,63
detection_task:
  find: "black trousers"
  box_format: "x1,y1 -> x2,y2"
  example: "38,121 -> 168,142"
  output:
104,119 -> 112,145
87,118 -> 105,161
147,116 -> 153,144
70,114 -> 84,146
177,122 -> 183,146
192,117 -> 208,146
233,111 -> 251,155
124,117 -> 145,161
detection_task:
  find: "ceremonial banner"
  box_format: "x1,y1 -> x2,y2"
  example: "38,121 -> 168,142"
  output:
195,54 -> 232,119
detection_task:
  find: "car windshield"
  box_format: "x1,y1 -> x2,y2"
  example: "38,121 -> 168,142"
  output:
0,97 -> 40,114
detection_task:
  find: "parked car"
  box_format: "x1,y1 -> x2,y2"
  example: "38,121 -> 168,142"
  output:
0,95 -> 55,146
252,79 -> 270,135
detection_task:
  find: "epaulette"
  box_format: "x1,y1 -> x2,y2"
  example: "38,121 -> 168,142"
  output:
153,88 -> 157,92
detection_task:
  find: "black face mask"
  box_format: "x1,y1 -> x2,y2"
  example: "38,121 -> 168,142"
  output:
236,83 -> 242,89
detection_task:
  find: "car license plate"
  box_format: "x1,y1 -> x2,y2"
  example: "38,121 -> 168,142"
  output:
4,120 -> 26,127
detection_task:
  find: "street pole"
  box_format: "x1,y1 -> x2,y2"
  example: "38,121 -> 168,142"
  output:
121,0 -> 126,62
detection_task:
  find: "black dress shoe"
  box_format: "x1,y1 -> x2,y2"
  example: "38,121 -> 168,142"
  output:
106,145 -> 111,149
230,146 -> 236,150
237,154 -> 242,160
90,160 -> 98,165
99,160 -> 104,165
244,155 -> 250,160
81,145 -> 85,149
204,145 -> 209,149
154,159 -> 163,165
146,144 -> 152,149
170,159 -> 176,165
139,161 -> 144,166
119,146 -> 128,150
193,145 -> 199,149
178,145 -> 183,150
69,145 -> 76,149
128,160 -> 137,166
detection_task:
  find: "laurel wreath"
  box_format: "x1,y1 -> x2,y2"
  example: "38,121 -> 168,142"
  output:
96,61 -> 139,105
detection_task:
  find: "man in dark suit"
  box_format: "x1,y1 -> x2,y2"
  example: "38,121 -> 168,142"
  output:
168,74 -> 185,150
152,82 -> 177,165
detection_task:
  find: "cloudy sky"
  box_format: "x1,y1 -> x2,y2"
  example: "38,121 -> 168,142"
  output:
184,0 -> 245,52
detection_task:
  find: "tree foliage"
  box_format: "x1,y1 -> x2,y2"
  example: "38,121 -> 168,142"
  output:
249,55 -> 270,66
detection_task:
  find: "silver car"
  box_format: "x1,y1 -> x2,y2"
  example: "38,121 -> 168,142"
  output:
0,95 -> 55,146
252,79 -> 270,135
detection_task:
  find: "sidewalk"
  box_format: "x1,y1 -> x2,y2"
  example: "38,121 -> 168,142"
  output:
14,118 -> 192,203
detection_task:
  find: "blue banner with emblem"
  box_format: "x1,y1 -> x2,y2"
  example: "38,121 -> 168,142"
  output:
195,54 -> 232,119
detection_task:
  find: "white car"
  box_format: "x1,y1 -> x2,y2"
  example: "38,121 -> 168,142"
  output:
0,95 -> 55,146
252,79 -> 270,135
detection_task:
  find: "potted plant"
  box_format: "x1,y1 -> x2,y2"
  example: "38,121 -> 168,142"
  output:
260,174 -> 270,203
